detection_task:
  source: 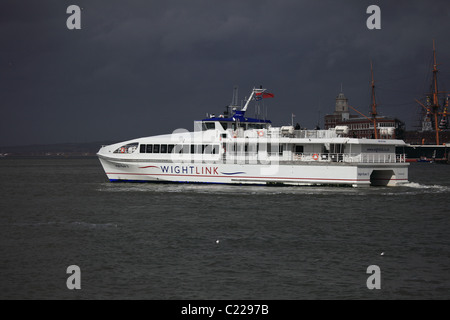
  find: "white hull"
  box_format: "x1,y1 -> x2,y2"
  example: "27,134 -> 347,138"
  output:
98,156 -> 408,187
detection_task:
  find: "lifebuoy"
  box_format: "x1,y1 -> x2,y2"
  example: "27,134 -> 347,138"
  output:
120,147 -> 125,153
312,153 -> 319,161
258,130 -> 264,137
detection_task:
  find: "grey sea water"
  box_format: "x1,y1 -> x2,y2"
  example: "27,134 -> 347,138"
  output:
0,158 -> 449,299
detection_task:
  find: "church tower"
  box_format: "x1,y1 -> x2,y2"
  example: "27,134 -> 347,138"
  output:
334,90 -> 350,121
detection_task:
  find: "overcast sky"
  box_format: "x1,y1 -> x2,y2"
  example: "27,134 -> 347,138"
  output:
1,0 -> 449,146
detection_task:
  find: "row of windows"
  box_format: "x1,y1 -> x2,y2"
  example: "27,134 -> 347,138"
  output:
138,143 -> 289,155
140,144 -> 220,154
228,143 -> 284,155
140,144 -> 175,154
324,120 -> 395,129
114,142 -> 307,156
201,121 -> 267,131
350,123 -> 395,130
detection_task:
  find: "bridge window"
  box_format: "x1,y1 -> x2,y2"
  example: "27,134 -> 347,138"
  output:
220,122 -> 229,130
113,142 -> 138,154
202,122 -> 215,131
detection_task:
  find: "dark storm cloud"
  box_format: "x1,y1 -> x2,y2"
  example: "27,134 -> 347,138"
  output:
1,0 -> 449,146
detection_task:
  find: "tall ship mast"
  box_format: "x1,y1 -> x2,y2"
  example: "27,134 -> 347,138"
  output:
369,60 -> 379,139
415,40 -> 449,145
328,61 -> 400,140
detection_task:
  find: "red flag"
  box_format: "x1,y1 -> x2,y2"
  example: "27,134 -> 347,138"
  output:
255,92 -> 274,100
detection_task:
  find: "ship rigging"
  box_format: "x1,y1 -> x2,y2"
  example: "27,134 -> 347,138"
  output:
415,40 -> 449,145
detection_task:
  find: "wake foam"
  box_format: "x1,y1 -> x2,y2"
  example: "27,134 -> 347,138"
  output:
401,182 -> 450,193
403,182 -> 448,190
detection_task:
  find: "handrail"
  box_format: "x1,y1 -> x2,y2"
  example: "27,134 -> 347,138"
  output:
223,152 -> 406,163
292,153 -> 406,163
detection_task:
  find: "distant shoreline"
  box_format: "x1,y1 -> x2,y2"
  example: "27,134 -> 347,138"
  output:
0,141 -> 114,158
0,154 -> 98,159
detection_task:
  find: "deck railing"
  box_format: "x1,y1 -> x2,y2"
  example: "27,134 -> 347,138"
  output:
292,153 -> 406,163
224,152 -> 406,164
103,148 -> 406,164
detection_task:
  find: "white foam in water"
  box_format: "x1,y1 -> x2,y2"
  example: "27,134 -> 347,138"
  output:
378,181 -> 450,196
70,221 -> 118,229
403,182 -> 448,190
399,182 -> 450,195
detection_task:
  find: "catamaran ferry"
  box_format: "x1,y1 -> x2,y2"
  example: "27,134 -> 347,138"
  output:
97,87 -> 409,187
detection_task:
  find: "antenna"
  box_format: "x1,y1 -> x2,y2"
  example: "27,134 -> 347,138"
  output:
225,85 -> 239,118
314,97 -> 321,129
231,85 -> 239,107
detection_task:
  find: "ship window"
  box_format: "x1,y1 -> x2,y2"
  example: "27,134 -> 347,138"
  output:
160,144 -> 167,153
279,145 -> 283,155
174,144 -> 182,154
146,144 -> 153,153
113,142 -> 138,154
202,145 -> 214,154
248,123 -> 264,130
220,122 -> 228,130
153,144 -> 160,153
330,144 -> 344,153
295,145 -> 304,154
168,144 -> 174,153
257,142 -> 265,153
202,122 -> 215,131
140,144 -> 146,153
190,145 -> 195,154
203,144 -> 219,154
268,143 -> 278,154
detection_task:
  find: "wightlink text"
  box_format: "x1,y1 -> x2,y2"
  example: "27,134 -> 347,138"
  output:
160,165 -> 219,175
